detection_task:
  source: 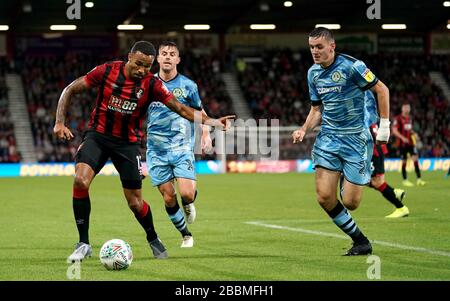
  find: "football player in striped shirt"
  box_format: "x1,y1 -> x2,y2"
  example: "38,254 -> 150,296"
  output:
54,41 -> 233,263
392,103 -> 426,186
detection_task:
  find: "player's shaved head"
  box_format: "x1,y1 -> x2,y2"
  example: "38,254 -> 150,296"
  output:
309,27 -> 335,42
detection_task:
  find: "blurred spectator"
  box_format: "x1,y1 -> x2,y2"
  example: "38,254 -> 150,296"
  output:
0,57 -> 21,162
21,52 -> 108,162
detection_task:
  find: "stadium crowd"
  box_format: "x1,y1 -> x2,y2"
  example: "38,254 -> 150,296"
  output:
0,57 -> 21,163
181,50 -> 234,119
22,52 -> 103,162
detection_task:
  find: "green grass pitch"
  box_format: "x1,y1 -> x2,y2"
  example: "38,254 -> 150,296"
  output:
0,171 -> 449,280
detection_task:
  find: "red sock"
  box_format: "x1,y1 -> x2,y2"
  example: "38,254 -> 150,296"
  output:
138,200 -> 149,218
377,182 -> 387,192
73,187 -> 89,199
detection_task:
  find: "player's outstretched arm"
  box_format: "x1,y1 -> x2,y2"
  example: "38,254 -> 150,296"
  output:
164,96 -> 235,130
200,109 -> 213,152
370,80 -> 390,144
54,76 -> 89,140
292,105 -> 322,143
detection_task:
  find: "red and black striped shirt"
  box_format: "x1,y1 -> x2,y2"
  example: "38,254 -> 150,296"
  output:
84,61 -> 172,143
392,114 -> 413,147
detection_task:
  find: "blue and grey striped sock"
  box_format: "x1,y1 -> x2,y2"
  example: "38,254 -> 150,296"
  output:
165,202 -> 191,237
327,202 -> 367,243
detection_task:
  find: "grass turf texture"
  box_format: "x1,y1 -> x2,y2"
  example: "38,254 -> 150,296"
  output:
0,171 -> 449,280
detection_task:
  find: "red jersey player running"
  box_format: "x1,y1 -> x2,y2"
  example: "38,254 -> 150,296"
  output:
392,103 -> 426,187
54,41 -> 234,263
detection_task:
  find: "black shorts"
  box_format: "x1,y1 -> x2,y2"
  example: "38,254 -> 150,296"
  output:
371,145 -> 385,177
399,144 -> 418,160
75,130 -> 143,189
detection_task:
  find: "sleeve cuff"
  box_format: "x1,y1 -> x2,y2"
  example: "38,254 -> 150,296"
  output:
311,99 -> 322,106
362,78 -> 378,91
161,94 -> 173,105
83,75 -> 92,87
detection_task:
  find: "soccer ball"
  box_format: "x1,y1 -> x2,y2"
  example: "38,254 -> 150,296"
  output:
99,239 -> 133,271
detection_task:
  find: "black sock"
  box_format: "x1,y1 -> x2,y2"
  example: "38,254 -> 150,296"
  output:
73,197 -> 91,244
378,182 -> 403,208
166,202 -> 191,237
402,163 -> 407,180
327,202 -> 368,244
414,161 -> 421,179
134,201 -> 157,242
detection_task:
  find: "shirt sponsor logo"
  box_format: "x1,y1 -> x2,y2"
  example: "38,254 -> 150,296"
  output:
149,101 -> 167,108
108,95 -> 137,114
317,86 -> 342,94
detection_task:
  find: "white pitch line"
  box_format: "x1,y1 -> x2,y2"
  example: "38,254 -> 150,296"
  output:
245,221 -> 450,258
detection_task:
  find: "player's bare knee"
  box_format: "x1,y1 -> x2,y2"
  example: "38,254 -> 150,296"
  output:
124,190 -> 142,213
345,203 -> 358,211
127,199 -> 142,214
316,193 -> 334,209
370,178 -> 381,189
371,174 -> 384,188
163,193 -> 177,207
73,175 -> 90,190
316,186 -> 333,201
316,196 -> 327,207
180,190 -> 195,203
343,198 -> 361,211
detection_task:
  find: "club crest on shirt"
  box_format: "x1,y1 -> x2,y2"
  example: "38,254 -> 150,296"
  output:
331,71 -> 342,82
136,87 -> 144,99
172,87 -> 184,99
